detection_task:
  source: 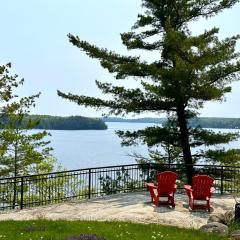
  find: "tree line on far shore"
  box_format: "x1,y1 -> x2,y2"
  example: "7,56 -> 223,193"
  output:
103,117 -> 240,129
3,114 -> 240,130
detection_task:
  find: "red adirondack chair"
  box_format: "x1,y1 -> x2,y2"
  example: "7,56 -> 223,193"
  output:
146,171 -> 178,207
184,175 -> 215,212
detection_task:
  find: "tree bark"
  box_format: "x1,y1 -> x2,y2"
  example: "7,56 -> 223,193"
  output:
176,105 -> 194,184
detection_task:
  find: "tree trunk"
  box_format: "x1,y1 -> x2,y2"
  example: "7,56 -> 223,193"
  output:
176,105 -> 194,184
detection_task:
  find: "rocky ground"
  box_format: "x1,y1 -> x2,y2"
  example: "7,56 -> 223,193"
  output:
0,192 -> 235,229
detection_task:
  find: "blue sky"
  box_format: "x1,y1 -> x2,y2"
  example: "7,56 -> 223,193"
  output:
1,0 -> 240,118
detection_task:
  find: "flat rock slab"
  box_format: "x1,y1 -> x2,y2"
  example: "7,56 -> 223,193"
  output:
0,192 -> 235,229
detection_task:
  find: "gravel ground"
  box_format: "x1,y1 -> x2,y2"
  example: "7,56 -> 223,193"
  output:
0,192 -> 235,229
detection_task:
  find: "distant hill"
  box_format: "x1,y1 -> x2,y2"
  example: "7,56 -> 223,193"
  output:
103,117 -> 240,129
0,115 -> 107,130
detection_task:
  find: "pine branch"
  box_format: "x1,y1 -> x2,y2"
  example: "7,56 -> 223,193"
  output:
116,125 -> 181,147
57,90 -> 177,115
189,128 -> 239,147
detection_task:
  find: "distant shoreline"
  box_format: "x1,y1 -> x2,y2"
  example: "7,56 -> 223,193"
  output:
103,117 -> 240,129
4,115 -> 239,130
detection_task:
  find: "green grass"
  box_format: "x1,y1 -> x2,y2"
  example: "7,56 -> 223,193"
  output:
228,220 -> 240,233
0,220 -> 228,240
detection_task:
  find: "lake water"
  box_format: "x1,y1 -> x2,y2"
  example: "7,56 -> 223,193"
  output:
45,122 -> 239,170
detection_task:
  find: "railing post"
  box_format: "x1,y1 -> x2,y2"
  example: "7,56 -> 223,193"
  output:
147,163 -> 150,181
220,166 -> 224,195
20,177 -> 24,209
88,169 -> 91,199
145,163 -> 150,191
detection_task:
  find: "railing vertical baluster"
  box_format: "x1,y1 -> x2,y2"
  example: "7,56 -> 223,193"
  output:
220,166 -> 224,195
20,177 -> 24,209
88,169 -> 91,199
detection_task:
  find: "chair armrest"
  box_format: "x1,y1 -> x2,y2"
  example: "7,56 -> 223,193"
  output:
210,187 -> 215,193
184,185 -> 192,191
184,185 -> 193,198
146,182 -> 157,189
171,184 -> 177,193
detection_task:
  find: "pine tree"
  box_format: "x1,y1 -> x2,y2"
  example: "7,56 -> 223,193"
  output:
58,0 -> 240,184
0,63 -> 55,208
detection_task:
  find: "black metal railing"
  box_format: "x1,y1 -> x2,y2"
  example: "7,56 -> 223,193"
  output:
0,163 -> 240,210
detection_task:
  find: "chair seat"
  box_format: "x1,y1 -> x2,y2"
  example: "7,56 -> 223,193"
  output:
146,171 -> 177,208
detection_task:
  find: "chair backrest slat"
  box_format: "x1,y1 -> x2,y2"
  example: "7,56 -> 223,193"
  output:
192,175 -> 214,199
157,171 -> 177,194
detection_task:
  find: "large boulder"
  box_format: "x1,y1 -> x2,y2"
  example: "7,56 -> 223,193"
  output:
200,222 -> 228,236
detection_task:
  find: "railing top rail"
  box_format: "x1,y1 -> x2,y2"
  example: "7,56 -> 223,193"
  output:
0,163 -> 143,180
0,163 -> 240,181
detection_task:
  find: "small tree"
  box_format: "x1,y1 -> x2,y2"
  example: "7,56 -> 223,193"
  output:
0,63 -> 54,208
58,0 -> 240,184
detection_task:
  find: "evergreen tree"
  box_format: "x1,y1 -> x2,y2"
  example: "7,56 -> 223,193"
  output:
0,63 -> 54,208
58,0 -> 240,184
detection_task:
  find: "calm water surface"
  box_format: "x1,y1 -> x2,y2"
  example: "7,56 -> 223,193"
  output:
45,122 -> 239,170
48,122 -> 154,169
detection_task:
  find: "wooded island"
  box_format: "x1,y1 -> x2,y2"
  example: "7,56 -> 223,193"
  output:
0,115 -> 107,130
33,115 -> 107,130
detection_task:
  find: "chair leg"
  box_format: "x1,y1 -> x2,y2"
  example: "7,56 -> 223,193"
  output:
167,194 -> 175,208
148,188 -> 156,204
189,199 -> 211,212
189,197 -> 194,210
207,200 -> 210,212
168,196 -> 171,206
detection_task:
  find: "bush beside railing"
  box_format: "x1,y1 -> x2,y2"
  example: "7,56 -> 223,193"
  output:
0,163 -> 240,210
